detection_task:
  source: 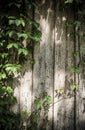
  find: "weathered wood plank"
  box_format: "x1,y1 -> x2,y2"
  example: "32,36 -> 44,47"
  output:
12,1 -> 85,130
76,10 -> 85,129
54,1 -> 74,130
44,1 -> 54,129
64,9 -> 75,130
12,61 -> 32,114
19,62 -> 32,113
33,0 -> 54,129
54,4 -> 66,129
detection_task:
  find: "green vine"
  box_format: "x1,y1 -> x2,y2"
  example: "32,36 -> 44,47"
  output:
27,92 -> 52,130
0,0 -> 41,129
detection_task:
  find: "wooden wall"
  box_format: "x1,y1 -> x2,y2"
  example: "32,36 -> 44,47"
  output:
13,0 -> 85,130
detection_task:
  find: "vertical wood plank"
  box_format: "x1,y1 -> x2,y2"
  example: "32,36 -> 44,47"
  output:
19,62 -> 32,114
54,1 -> 66,128
76,4 -> 85,129
12,7 -> 33,116
33,0 -> 54,129
64,8 -> 75,130
13,61 -> 32,115
54,1 -> 74,130
44,1 -> 54,129
33,3 -> 47,129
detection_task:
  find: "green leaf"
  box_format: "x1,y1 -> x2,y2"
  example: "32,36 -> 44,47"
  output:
7,43 -> 19,49
17,33 -> 29,39
72,84 -> 79,90
29,32 -> 41,42
45,95 -> 52,104
6,86 -> 13,94
9,18 -> 25,27
6,30 -> 15,37
15,19 -> 21,26
21,109 -> 29,120
29,21 -> 39,28
37,102 -> 43,109
5,64 -> 22,73
0,73 -> 7,80
9,19 -> 15,25
70,66 -> 81,74
19,18 -> 25,27
18,48 -> 28,56
15,19 -> 25,27
0,40 -> 5,46
2,86 -> 7,92
0,53 -> 8,58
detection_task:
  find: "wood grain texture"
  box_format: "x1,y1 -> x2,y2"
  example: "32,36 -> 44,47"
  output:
13,60 -> 32,114
54,1 -> 75,130
33,1 -> 54,129
76,9 -> 85,129
12,1 -> 85,129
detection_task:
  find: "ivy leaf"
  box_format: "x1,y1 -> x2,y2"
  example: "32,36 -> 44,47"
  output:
29,32 -> 41,42
7,43 -> 19,49
0,40 -> 5,47
17,33 -> 29,39
5,64 -> 22,73
29,35 -> 41,42
44,95 -> 52,105
29,21 -> 39,28
0,73 -> 7,80
6,30 -> 15,37
15,19 -> 20,26
15,19 -> 25,27
2,86 -> 7,92
9,18 -> 25,27
9,19 -> 15,25
70,66 -> 81,74
0,53 -> 8,58
19,18 -> 25,27
36,102 -> 43,109
18,48 -> 28,56
6,86 -> 13,94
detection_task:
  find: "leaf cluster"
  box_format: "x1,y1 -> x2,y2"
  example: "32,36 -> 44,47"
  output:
27,92 -> 51,130
0,0 -> 41,129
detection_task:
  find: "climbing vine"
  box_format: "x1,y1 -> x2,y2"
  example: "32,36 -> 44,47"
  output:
55,0 -> 85,97
27,92 -> 52,130
0,0 -> 41,129
0,0 -> 85,129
